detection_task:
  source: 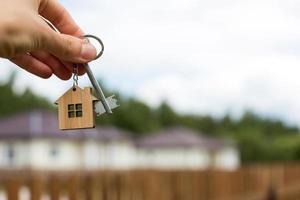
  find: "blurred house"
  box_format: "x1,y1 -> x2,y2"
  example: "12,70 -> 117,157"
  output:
0,110 -> 240,170
0,110 -> 135,170
136,128 -> 240,170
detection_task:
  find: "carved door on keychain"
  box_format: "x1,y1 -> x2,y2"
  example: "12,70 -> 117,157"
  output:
55,86 -> 99,130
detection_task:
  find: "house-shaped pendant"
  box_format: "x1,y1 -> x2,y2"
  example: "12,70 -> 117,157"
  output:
55,86 -> 99,130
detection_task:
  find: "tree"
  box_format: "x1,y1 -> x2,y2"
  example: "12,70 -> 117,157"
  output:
0,72 -> 51,118
156,102 -> 178,127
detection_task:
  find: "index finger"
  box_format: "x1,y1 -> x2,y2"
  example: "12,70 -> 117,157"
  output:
38,0 -> 83,37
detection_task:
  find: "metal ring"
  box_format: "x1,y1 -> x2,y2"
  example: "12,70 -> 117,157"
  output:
83,35 -> 104,60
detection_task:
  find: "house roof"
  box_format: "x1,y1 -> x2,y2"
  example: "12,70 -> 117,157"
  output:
80,127 -> 131,142
0,110 -> 235,149
0,109 -> 130,142
136,127 -> 235,150
55,86 -> 98,104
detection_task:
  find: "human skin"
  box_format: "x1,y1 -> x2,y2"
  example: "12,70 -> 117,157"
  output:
0,0 -> 97,80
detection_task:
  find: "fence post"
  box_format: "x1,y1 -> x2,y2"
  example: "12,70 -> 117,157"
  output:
84,174 -> 97,200
266,185 -> 277,200
29,175 -> 43,200
49,175 -> 60,200
5,178 -> 21,200
68,174 -> 81,200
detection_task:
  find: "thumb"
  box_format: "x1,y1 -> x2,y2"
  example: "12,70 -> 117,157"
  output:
45,32 -> 97,63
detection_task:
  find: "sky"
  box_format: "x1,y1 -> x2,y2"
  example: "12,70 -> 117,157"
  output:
1,0 -> 300,125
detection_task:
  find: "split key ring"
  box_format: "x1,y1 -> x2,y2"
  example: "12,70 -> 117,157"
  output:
83,35 -> 104,60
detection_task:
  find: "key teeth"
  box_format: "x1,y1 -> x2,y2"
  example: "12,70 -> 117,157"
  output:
95,95 -> 119,116
108,95 -> 119,108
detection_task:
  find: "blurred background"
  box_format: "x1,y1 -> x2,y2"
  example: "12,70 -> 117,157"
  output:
1,0 -> 300,199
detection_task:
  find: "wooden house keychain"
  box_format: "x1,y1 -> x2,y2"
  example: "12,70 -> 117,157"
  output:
55,35 -> 119,130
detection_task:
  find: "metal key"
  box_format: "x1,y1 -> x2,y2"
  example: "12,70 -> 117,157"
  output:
83,35 -> 119,116
42,17 -> 118,116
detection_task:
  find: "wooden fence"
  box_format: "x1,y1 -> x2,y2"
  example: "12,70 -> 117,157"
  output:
1,164 -> 300,200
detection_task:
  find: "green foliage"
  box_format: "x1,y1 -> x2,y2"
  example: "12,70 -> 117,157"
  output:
156,102 -> 179,127
111,99 -> 160,134
0,73 -> 51,118
1,72 -> 300,163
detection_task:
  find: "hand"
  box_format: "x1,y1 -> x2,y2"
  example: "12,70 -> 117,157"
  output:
0,0 -> 97,80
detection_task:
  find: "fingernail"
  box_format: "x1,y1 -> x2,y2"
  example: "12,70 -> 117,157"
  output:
81,42 -> 96,60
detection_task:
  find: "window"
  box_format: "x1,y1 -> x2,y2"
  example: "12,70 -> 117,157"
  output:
6,144 -> 14,164
68,103 -> 83,118
49,143 -> 59,158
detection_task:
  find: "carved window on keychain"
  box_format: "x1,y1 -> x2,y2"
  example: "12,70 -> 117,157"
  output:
68,104 -> 83,118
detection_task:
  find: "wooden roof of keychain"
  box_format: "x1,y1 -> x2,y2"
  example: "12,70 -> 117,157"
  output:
55,35 -> 119,130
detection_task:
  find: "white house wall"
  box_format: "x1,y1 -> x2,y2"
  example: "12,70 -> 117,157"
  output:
214,147 -> 240,171
0,141 -> 30,169
106,142 -> 136,169
28,139 -> 82,170
82,140 -> 103,169
14,141 -> 30,168
82,140 -> 136,170
0,139 -> 240,171
136,148 -> 211,170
